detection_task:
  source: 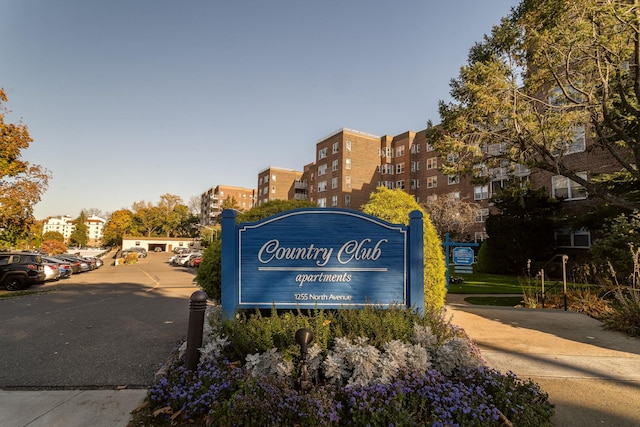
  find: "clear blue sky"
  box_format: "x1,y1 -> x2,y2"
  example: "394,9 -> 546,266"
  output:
1,0 -> 518,219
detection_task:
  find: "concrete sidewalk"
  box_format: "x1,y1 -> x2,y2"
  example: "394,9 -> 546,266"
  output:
0,389 -> 146,427
446,295 -> 640,427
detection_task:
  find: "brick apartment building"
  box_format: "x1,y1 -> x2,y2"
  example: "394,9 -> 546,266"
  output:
200,185 -> 256,226
250,124 -> 621,248
257,167 -> 305,206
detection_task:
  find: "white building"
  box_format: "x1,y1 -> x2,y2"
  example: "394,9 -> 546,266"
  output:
42,215 -> 106,246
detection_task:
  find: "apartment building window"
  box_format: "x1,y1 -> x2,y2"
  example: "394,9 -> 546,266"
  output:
344,195 -> 351,206
318,181 -> 327,192
410,143 -> 421,154
426,142 -> 435,152
318,164 -> 327,176
396,180 -> 405,190
448,191 -> 461,201
319,147 -> 328,159
259,177 -> 263,185
396,162 -> 405,174
346,140 -> 351,151
378,164 -> 394,174
396,145 -> 405,157
553,125 -> 586,156
447,153 -> 458,164
426,158 -> 437,170
272,186 -> 276,194
448,175 -> 460,185
379,147 -> 393,158
331,177 -> 338,189
380,181 -> 394,189
263,176 -> 269,183
263,185 -> 268,195
345,158 -> 351,169
474,185 -> 489,200
317,197 -> 326,207
331,195 -> 338,206
427,176 -> 438,188
332,159 -> 338,171
552,172 -> 587,200
555,227 -> 591,248
411,179 -> 420,189
473,163 -> 488,177
411,161 -> 420,172
332,142 -> 339,153
345,176 -> 351,188
474,208 -> 489,223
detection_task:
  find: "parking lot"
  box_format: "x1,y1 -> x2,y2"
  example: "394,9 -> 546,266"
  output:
0,251 -> 201,388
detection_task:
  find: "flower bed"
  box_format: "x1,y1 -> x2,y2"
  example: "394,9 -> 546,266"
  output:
134,306 -> 554,426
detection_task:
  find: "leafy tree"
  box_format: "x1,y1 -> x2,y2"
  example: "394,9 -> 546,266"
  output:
422,195 -> 480,241
43,231 -> 65,242
42,239 -> 67,255
221,196 -> 240,211
590,210 -> 640,285
158,193 -> 189,237
361,187 -> 447,310
102,209 -> 133,247
69,211 -> 89,247
131,201 -> 162,237
196,199 -> 317,302
475,184 -> 560,274
0,88 -> 51,247
429,0 -> 640,211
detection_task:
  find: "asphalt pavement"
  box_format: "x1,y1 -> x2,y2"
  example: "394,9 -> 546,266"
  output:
0,251 -> 199,427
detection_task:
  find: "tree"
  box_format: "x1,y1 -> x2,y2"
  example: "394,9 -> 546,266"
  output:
429,0 -> 640,212
131,201 -> 162,237
43,231 -> 65,242
102,209 -> 134,247
158,193 -> 189,237
42,239 -> 67,255
475,184 -> 560,274
0,88 -> 51,247
361,187 -> 447,310
422,195 -> 480,241
69,211 -> 89,247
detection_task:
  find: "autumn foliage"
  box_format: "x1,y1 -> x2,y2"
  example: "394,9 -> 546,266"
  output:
0,88 -> 51,247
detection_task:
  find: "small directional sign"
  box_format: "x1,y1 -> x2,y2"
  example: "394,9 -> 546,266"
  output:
452,247 -> 474,265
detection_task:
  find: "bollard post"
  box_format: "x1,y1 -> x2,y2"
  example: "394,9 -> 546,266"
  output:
185,290 -> 208,371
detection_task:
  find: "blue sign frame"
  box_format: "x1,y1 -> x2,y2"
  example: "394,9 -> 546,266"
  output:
221,208 -> 424,318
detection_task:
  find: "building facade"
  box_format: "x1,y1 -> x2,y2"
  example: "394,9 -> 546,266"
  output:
257,167 -> 305,206
42,215 -> 106,246
200,185 -> 256,226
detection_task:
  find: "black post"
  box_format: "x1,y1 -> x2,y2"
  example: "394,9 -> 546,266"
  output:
185,290 -> 208,371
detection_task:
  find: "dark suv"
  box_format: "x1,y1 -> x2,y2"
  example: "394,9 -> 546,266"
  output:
0,252 -> 46,290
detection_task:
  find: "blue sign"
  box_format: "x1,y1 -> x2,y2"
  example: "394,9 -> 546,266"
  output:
452,246 -> 474,265
221,208 -> 425,317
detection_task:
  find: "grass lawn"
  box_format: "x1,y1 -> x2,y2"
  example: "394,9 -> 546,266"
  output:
447,270 -> 533,294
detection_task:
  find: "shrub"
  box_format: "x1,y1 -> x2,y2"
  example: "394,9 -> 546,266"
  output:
590,211 -> 640,285
361,187 -> 447,310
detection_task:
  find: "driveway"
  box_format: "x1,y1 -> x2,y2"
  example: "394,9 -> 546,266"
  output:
0,252 -> 200,389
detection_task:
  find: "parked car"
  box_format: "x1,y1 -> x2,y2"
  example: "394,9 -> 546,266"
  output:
191,256 -> 203,268
52,255 -> 90,273
43,262 -> 61,282
0,252 -> 46,290
187,253 -> 203,267
43,256 -> 72,279
122,247 -> 147,258
172,247 -> 190,254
